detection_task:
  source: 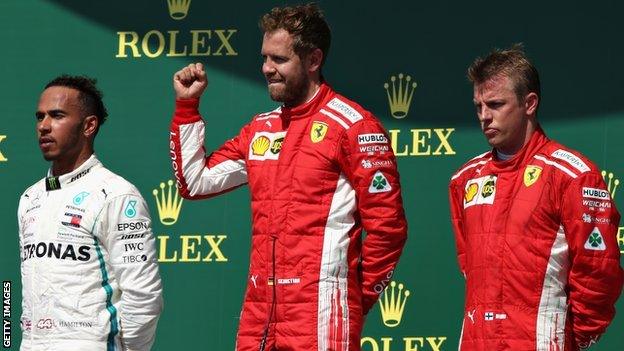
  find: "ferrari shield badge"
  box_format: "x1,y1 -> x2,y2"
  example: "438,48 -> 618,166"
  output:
310,121 -> 329,143
523,165 -> 542,187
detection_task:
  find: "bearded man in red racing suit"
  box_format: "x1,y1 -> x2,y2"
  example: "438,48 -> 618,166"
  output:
449,45 -> 623,350
168,4 -> 407,351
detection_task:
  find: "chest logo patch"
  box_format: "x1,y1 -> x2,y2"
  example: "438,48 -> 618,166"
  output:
584,227 -> 606,251
523,165 -> 542,187
251,136 -> 270,156
310,121 -> 328,143
249,131 -> 287,161
464,175 -> 497,209
464,183 -> 479,203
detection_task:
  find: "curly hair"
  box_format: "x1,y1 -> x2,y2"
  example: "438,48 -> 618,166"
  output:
259,3 -> 331,66
45,75 -> 108,128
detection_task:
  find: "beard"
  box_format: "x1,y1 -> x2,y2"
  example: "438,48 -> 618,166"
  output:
267,74 -> 309,107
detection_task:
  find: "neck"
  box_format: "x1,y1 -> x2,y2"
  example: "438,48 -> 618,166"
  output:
285,78 -> 322,108
51,147 -> 93,176
498,118 -> 537,155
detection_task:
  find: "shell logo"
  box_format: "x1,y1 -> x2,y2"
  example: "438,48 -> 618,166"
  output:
252,136 -> 271,156
464,183 -> 479,203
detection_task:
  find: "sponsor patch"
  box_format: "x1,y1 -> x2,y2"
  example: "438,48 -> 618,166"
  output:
327,98 -> 363,123
582,187 -> 610,200
120,233 -> 148,240
310,121 -> 328,143
357,133 -> 388,145
464,175 -> 497,209
124,200 -> 137,218
123,254 -> 148,264
551,149 -> 590,173
249,131 -> 287,161
523,165 -> 542,187
117,222 -> 150,231
369,171 -> 392,193
361,159 -> 393,169
584,227 -> 606,251
72,191 -> 89,205
61,213 -> 82,228
582,213 -> 610,224
582,199 -> 611,212
359,144 -> 390,155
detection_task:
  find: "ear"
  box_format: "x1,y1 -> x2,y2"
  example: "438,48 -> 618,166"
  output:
524,92 -> 539,116
307,48 -> 323,74
83,115 -> 99,138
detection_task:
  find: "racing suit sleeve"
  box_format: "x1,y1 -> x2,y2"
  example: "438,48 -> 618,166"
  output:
448,180 -> 466,277
337,119 -> 408,314
98,193 -> 163,351
561,172 -> 623,349
170,98 -> 249,199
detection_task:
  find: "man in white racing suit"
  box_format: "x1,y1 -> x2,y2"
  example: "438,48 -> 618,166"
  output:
18,75 -> 163,351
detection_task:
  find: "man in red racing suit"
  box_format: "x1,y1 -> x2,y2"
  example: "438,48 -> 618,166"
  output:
169,4 -> 407,351
449,46 -> 623,350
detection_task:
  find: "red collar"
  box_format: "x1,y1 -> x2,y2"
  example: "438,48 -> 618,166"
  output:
489,127 -> 550,173
280,82 -> 333,120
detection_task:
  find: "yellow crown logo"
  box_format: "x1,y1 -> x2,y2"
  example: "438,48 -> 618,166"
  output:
252,136 -> 270,156
167,0 -> 191,20
384,73 -> 418,119
601,170 -> 619,199
153,180 -> 184,225
378,281 -> 410,327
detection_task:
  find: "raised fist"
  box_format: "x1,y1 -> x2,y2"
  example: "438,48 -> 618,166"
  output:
173,63 -> 208,99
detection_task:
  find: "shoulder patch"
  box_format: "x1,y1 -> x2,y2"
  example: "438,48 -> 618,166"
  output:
326,98 -> 363,124
256,107 -> 281,120
551,149 -> 590,173
451,154 -> 492,181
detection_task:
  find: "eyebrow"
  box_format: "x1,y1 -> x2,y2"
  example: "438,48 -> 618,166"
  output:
35,109 -> 67,117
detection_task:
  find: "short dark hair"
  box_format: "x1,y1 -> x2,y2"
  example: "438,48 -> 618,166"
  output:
467,44 -> 541,104
259,3 -> 331,66
45,75 -> 108,129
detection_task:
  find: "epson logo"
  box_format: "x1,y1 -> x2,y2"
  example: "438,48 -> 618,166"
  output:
117,222 -> 150,231
22,242 -> 90,262
582,187 -> 610,200
358,133 -> 388,145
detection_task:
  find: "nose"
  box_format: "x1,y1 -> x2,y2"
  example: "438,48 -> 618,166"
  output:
262,59 -> 276,76
478,107 -> 492,123
37,115 -> 51,134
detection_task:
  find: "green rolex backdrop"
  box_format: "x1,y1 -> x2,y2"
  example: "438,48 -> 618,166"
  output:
1,0 -> 623,350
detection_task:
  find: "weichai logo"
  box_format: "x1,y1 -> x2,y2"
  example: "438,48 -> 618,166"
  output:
116,0 -> 238,59
151,179 -> 229,263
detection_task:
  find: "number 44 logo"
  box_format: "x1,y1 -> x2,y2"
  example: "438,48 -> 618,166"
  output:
37,318 -> 53,329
